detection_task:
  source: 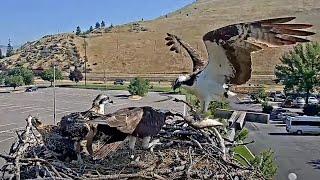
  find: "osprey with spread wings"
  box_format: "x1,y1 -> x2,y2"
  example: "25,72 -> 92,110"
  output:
166,17 -> 314,112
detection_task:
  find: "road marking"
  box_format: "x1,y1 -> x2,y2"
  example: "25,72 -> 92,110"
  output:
7,106 -> 35,112
0,136 -> 15,143
0,105 -> 21,110
0,127 -> 24,134
0,103 -> 17,107
20,107 -> 47,113
0,123 -> 17,128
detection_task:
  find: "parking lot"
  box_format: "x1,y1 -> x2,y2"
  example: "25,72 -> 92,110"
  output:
0,87 -> 185,165
246,121 -> 320,180
1,87 -> 320,179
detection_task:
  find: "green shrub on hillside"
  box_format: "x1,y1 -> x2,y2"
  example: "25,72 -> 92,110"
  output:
128,77 -> 150,96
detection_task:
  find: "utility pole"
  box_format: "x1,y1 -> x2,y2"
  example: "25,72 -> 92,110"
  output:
83,37 -> 87,86
103,58 -> 107,91
53,62 -> 56,125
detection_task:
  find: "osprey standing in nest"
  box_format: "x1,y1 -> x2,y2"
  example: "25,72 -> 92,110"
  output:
59,94 -> 113,157
166,17 -> 314,112
89,106 -> 182,153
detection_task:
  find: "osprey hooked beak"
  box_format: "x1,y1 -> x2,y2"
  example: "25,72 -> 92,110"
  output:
172,78 -> 182,90
173,75 -> 188,90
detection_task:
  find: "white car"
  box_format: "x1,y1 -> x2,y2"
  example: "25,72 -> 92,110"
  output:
308,97 -> 319,105
292,97 -> 306,108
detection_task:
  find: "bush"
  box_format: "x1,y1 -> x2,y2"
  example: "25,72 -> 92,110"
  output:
208,100 -> 230,116
69,68 -> 83,83
235,128 -> 249,142
257,87 -> 267,101
8,67 -> 34,85
41,68 -> 63,86
5,75 -> 24,89
303,104 -> 320,116
128,77 -> 150,96
0,73 -> 5,85
250,149 -> 278,179
262,102 -> 273,114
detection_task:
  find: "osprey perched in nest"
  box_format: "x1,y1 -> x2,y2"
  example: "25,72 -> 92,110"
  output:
166,17 -> 314,112
59,94 -> 113,156
90,106 -> 181,151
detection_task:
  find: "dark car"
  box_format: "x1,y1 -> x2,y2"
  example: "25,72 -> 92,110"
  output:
113,79 -> 124,85
270,108 -> 289,120
25,86 -> 38,92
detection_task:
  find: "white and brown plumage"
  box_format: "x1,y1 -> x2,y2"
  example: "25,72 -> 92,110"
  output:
90,106 -> 181,151
59,94 -> 113,156
166,17 -> 315,112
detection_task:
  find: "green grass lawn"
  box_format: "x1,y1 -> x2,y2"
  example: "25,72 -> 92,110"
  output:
58,84 -> 174,93
233,145 -> 255,167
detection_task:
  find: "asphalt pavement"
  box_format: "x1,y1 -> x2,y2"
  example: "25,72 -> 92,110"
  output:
0,87 -> 185,166
246,121 -> 320,180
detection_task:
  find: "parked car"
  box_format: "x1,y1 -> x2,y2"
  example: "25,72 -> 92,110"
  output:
270,108 -> 289,120
308,97 -> 319,105
238,95 -> 255,104
269,91 -> 285,102
292,97 -> 306,108
281,97 -> 294,108
25,86 -> 38,92
113,79 -> 125,85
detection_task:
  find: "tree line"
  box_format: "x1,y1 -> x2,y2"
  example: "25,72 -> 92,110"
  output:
76,20 -> 108,35
0,66 -> 83,89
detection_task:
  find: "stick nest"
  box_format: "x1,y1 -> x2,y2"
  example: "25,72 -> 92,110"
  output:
0,118 -> 264,180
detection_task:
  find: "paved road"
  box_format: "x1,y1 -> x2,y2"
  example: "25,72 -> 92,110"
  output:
0,88 -> 185,166
246,121 -> 320,180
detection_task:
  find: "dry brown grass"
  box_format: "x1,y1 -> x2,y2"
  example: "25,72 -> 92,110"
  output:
74,0 -> 320,77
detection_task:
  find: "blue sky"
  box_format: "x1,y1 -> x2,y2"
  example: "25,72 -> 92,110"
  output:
1,0 -> 194,46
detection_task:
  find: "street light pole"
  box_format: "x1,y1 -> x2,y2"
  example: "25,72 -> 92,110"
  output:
53,63 -> 56,125
83,37 -> 87,86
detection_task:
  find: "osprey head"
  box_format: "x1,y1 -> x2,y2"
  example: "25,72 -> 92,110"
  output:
99,96 -> 114,105
172,75 -> 188,90
29,116 -> 42,128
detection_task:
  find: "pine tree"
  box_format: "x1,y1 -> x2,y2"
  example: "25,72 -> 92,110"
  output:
101,20 -> 105,27
95,22 -> 100,29
0,48 -> 3,59
275,42 -> 320,105
6,39 -> 14,57
89,26 -> 93,32
76,26 -> 81,35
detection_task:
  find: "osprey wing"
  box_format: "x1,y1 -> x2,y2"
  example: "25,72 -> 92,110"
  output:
165,33 -> 207,74
90,107 -> 144,134
202,17 -> 314,85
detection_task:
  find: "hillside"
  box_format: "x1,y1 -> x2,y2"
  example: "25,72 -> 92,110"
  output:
1,0 -> 320,82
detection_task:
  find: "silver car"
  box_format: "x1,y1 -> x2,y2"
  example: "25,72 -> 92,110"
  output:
308,97 -> 319,105
293,97 -> 306,108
